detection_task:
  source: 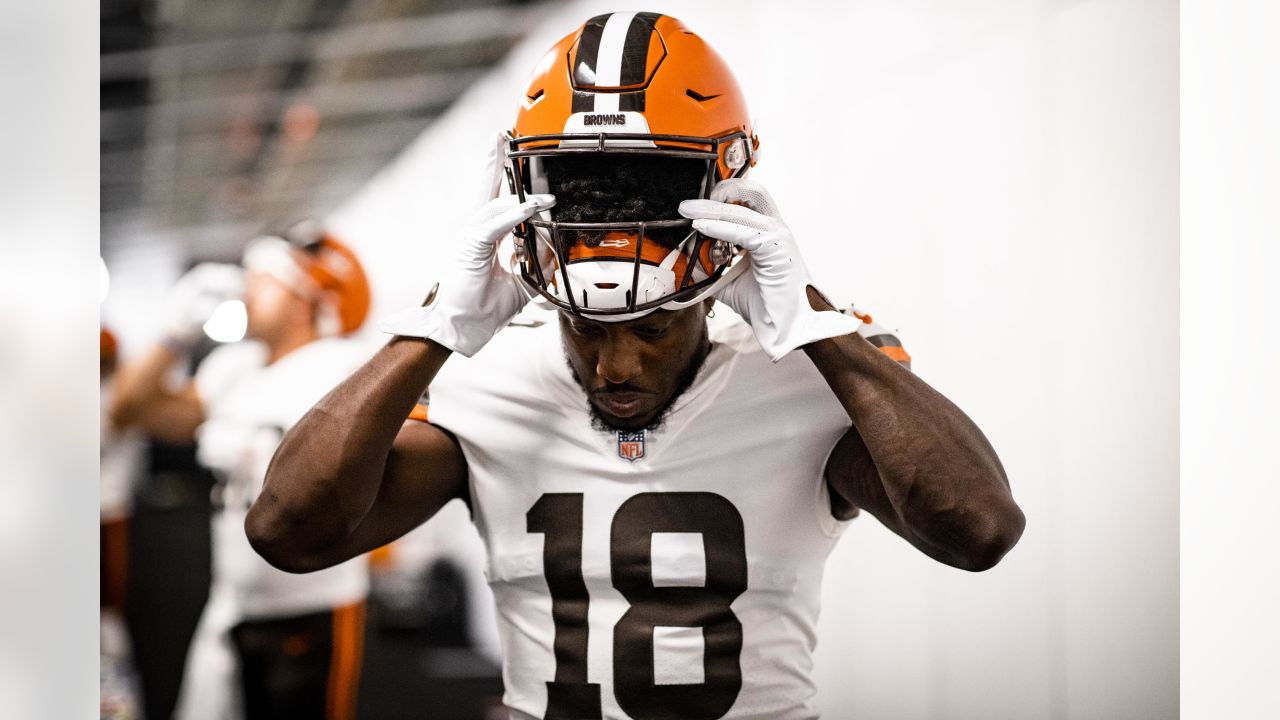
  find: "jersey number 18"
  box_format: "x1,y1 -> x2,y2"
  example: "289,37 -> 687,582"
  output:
528,492 -> 748,720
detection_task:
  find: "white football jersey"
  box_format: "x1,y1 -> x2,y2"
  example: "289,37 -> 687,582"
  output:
195,337 -> 372,620
428,317 -> 860,720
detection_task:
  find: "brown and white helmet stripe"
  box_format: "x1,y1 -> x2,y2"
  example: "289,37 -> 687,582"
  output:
569,11 -> 665,114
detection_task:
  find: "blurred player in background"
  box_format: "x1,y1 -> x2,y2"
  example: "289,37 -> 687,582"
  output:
101,326 -> 145,719
247,12 -> 1025,720
109,221 -> 373,720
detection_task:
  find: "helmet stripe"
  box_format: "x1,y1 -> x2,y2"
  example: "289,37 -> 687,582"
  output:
570,12 -> 662,115
571,14 -> 607,87
618,12 -> 661,112
619,92 -> 645,112
619,12 -> 661,86
590,11 -> 637,113
570,14 -> 608,113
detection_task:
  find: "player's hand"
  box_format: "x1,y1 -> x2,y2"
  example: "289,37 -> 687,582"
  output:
162,263 -> 245,347
380,139 -> 554,357
679,179 -> 859,361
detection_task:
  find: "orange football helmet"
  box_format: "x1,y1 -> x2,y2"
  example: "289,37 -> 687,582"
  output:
505,12 -> 759,320
245,220 -> 371,336
101,327 -> 118,372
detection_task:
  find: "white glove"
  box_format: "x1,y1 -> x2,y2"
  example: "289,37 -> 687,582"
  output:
679,179 -> 860,362
379,193 -> 556,357
162,263 -> 244,347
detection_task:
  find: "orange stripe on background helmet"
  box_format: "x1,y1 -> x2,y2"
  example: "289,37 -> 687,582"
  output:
511,13 -> 759,182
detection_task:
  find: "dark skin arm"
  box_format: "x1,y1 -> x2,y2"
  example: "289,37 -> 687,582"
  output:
245,338 -> 468,573
250,292 -> 1023,573
108,342 -> 205,443
805,288 -> 1025,571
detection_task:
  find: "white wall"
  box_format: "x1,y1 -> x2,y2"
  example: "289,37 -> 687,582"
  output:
329,1 -> 1178,717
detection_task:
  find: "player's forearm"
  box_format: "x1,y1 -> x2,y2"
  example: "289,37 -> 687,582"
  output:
247,337 -> 452,570
802,294 -> 1024,571
108,341 -> 181,426
108,342 -> 206,443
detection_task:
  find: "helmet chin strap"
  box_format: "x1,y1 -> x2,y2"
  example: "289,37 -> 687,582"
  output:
650,255 -> 749,313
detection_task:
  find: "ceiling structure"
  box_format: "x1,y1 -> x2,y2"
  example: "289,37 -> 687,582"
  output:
101,0 -> 547,266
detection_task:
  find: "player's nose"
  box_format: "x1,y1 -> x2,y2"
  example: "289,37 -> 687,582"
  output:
595,335 -> 641,385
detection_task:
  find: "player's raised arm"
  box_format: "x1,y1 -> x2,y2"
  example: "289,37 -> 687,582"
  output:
683,178 -> 1025,572
108,263 -> 244,442
248,164 -> 554,574
803,308 -> 1024,572
245,335 -> 461,573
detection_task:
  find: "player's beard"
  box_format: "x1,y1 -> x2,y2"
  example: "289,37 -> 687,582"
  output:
565,333 -> 711,434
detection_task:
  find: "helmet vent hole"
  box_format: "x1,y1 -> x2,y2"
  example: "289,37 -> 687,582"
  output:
595,283 -> 619,290
527,88 -> 545,103
685,88 -> 721,102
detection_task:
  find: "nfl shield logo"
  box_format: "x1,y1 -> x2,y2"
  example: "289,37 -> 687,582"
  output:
617,431 -> 645,462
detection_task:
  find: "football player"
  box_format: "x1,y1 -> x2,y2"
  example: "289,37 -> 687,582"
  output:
247,13 -> 1025,720
100,326 -> 145,719
109,222 -> 372,720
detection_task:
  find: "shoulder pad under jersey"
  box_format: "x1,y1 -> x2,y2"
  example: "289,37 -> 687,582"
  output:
406,389 -> 430,423
842,305 -> 911,370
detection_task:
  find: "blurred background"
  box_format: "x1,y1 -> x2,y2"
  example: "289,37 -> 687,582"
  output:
98,1 -> 1177,719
